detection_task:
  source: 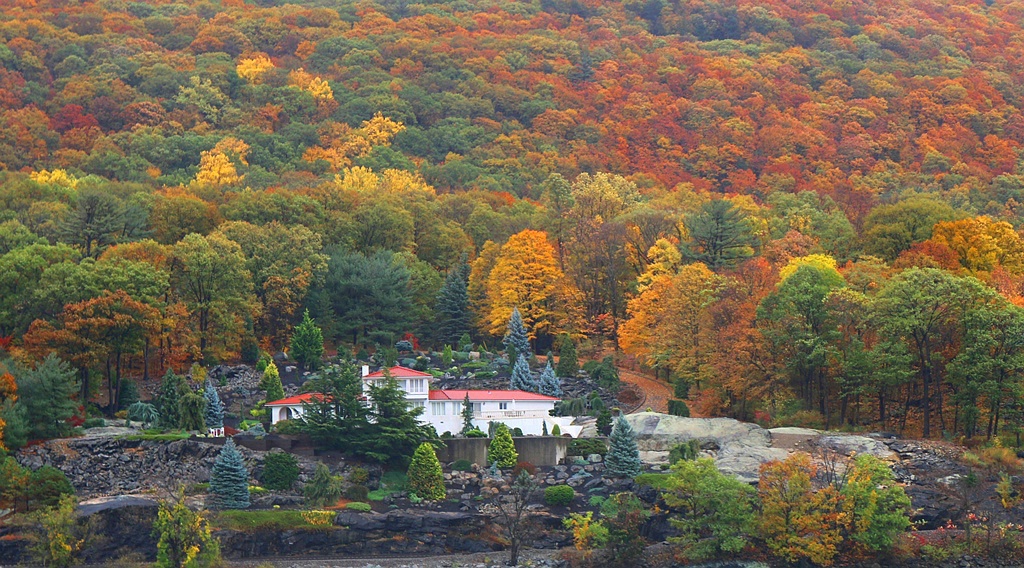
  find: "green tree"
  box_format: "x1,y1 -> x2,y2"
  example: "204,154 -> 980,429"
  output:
259,361 -> 284,403
503,307 -> 530,362
58,186 -> 124,259
299,363 -> 371,454
178,391 -> 206,432
862,197 -> 957,261
157,370 -> 185,429
289,309 -> 324,372
261,452 -> 299,491
128,401 -> 158,428
442,344 -> 454,367
436,259 -> 472,347
314,249 -> 413,348
875,268 -> 992,438
170,232 -> 255,357
13,354 -> 80,440
682,199 -> 758,269
153,491 -> 221,568
555,333 -> 578,378
664,458 -> 756,560
840,454 -> 912,552
488,423 -> 518,467
303,462 -> 341,507
460,392 -> 475,436
364,373 -> 435,465
605,416 -> 642,478
30,494 -> 82,568
407,442 -> 446,500
208,438 -> 250,509
203,380 -> 224,431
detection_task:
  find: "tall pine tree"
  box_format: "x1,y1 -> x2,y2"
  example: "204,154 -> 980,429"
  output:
605,416 -> 642,478
436,260 -> 472,347
460,393 -> 475,435
289,309 -> 324,372
157,370 -> 185,429
555,334 -> 578,378
260,362 -> 285,403
204,379 -> 224,432
683,200 -> 758,269
209,438 -> 250,509
503,307 -> 530,362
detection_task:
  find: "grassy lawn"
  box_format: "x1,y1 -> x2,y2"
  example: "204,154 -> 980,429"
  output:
368,471 -> 408,501
119,430 -> 191,442
212,510 -> 331,531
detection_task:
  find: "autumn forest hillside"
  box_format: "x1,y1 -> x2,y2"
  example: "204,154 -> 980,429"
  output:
3,0 -> 1024,443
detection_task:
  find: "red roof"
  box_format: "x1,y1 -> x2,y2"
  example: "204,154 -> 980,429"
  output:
429,389 -> 560,402
363,365 -> 434,378
264,393 -> 328,406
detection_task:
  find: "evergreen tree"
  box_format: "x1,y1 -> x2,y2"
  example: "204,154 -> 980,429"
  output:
406,442 -> 446,500
488,423 -> 518,467
460,393 -> 475,436
364,373 -> 435,465
203,379 -> 224,431
541,421 -> 548,436
605,416 -> 642,478
538,361 -> 562,397
12,355 -> 80,440
259,362 -> 284,403
503,307 -> 530,362
509,354 -> 535,392
289,309 -> 324,372
436,260 -> 472,347
118,378 -> 139,410
555,334 -> 578,378
179,391 -> 206,432
683,199 -> 758,269
303,462 -> 341,507
128,401 -> 158,428
552,424 -> 561,436
208,438 -> 250,509
156,370 -> 185,429
299,363 -> 371,454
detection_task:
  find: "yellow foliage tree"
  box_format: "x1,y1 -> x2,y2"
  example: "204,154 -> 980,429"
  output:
289,68 -> 334,101
930,216 -> 1024,274
484,230 -> 573,342
620,263 -> 722,383
192,137 -> 249,188
758,454 -> 845,567
778,253 -> 839,283
303,114 -> 405,172
637,238 -> 682,292
0,372 -> 16,451
30,169 -> 78,189
236,54 -> 274,84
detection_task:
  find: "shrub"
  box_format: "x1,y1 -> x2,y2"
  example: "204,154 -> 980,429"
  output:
665,458 -> 757,561
451,459 -> 473,472
668,399 -> 690,417
544,484 -> 575,506
261,452 -> 299,491
511,427 -> 524,437
513,461 -> 537,477
669,439 -> 701,464
83,417 -> 105,429
26,466 -> 75,509
304,463 -> 342,507
346,502 -> 372,512
487,423 -> 518,467
568,438 -> 608,457
464,428 -> 487,438
551,424 -> 561,437
300,509 -> 335,526
273,419 -> 302,435
344,484 -> 369,502
348,467 -> 369,484
395,340 -> 414,352
406,443 -> 446,501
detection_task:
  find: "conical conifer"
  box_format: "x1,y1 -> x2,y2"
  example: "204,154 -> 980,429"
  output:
406,442 -> 446,500
209,438 -> 250,509
204,379 -> 224,430
436,260 -> 472,347
605,416 -> 642,478
503,307 -> 530,362
538,361 -> 562,397
487,423 -> 518,468
156,370 -> 185,429
509,354 -> 535,392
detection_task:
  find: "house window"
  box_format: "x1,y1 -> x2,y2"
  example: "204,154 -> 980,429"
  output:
431,402 -> 445,415
499,402 -> 508,410
452,403 -> 461,415
410,379 -> 424,393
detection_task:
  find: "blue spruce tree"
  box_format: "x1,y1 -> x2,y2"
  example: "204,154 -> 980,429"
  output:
538,361 -> 562,397
509,354 -> 536,392
209,438 -> 250,509
605,416 -> 642,478
503,307 -> 531,362
204,379 -> 224,432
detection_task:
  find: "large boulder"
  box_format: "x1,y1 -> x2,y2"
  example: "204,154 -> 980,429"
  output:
816,435 -> 897,460
715,444 -> 790,485
624,413 -> 771,451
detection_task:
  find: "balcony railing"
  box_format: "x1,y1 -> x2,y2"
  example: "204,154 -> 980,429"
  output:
473,410 -> 536,419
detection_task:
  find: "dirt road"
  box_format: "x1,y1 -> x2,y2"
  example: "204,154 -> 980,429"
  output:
617,368 -> 672,414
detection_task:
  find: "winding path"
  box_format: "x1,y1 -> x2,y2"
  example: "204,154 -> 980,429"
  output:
617,367 -> 672,414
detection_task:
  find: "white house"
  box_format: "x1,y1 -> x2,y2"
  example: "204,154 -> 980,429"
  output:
264,365 -> 580,437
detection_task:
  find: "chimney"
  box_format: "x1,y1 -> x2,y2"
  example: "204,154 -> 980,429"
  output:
362,365 -> 370,377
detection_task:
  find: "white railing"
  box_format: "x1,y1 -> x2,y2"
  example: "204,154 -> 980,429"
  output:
474,410 -> 538,419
